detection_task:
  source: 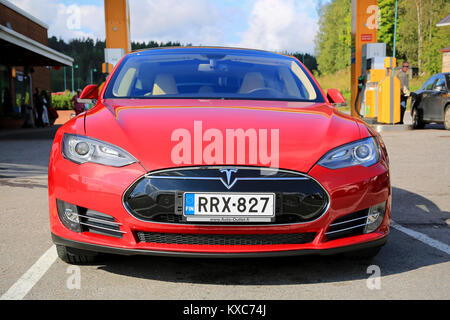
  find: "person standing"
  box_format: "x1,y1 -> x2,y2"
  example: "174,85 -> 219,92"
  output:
40,90 -> 50,126
46,92 -> 59,125
33,87 -> 44,127
396,61 -> 410,124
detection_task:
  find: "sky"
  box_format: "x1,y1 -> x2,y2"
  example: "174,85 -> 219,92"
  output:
10,0 -> 322,54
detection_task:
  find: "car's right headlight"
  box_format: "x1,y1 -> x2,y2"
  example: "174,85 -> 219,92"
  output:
62,133 -> 137,167
317,137 -> 380,169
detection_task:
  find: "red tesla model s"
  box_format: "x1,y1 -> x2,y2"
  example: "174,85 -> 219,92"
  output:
49,47 -> 391,263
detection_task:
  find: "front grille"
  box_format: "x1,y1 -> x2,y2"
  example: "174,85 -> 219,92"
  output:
325,209 -> 369,241
124,166 -> 329,225
136,231 -> 316,246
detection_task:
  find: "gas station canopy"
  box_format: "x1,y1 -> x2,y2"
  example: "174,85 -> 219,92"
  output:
0,24 -> 73,67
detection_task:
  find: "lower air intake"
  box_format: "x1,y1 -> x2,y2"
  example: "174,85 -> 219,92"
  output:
136,231 -> 316,246
325,209 -> 369,241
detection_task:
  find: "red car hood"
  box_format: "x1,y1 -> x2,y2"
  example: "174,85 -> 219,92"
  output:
84,99 -> 362,173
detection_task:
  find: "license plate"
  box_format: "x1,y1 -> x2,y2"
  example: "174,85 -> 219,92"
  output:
183,193 -> 275,222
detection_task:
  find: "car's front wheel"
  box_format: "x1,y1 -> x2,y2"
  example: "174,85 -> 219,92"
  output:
444,105 -> 450,130
56,245 -> 99,264
411,108 -> 425,129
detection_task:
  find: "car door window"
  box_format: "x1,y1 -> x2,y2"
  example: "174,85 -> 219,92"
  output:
433,76 -> 445,90
422,76 -> 436,90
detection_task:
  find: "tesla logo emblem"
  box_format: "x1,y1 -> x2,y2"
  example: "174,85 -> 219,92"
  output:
219,168 -> 238,189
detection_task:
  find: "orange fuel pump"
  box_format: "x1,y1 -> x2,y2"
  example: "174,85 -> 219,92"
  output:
351,0 -> 401,125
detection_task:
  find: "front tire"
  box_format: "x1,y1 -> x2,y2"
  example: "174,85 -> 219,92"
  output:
56,245 -> 99,264
444,106 -> 450,130
411,108 -> 425,129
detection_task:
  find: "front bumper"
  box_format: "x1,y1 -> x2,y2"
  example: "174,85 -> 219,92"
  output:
49,140 -> 391,257
51,232 -> 388,258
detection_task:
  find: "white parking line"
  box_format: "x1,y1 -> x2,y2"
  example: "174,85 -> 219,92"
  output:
391,220 -> 450,255
1,220 -> 449,300
0,245 -> 57,300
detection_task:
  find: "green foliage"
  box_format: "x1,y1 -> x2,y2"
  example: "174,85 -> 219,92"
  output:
283,52 -> 318,72
48,38 -> 319,92
51,92 -> 74,110
396,0 -> 450,74
48,38 -> 189,92
378,0 -> 396,56
48,37 -> 105,92
314,0 -> 351,75
315,67 -> 351,111
420,1 -> 450,74
315,0 -> 450,76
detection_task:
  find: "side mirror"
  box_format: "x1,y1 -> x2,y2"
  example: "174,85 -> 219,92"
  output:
327,89 -> 346,107
78,84 -> 98,104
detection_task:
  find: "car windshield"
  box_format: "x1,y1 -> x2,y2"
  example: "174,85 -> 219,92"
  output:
103,50 -> 323,102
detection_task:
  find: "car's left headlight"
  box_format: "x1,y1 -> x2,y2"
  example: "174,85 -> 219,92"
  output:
62,133 -> 137,167
317,137 -> 380,169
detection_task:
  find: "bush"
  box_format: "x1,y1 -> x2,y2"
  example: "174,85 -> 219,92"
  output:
52,91 -> 74,110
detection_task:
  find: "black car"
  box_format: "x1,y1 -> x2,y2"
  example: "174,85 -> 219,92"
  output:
411,72 -> 450,130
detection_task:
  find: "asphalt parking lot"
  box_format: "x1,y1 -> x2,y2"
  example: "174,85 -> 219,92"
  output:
0,112 -> 449,300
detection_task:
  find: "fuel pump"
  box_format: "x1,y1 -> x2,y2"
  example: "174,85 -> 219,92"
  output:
376,57 -> 401,124
351,0 -> 401,125
361,57 -> 386,119
355,43 -> 401,124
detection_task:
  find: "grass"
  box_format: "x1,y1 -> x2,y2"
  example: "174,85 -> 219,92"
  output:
410,76 -> 426,92
315,68 -> 351,112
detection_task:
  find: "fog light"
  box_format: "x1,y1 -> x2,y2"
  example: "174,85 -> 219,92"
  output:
64,208 -> 79,223
56,199 -> 82,232
364,202 -> 386,233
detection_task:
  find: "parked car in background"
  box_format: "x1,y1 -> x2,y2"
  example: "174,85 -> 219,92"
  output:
410,73 -> 450,130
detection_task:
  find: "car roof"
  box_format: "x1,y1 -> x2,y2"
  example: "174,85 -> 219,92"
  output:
130,46 -> 292,60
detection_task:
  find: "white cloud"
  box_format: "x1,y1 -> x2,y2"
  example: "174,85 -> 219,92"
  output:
10,0 -> 320,53
12,0 -> 225,45
238,0 -> 318,53
128,0 -> 225,45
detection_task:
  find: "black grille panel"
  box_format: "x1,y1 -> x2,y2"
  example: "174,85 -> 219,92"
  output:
124,167 -> 329,225
136,231 -> 316,245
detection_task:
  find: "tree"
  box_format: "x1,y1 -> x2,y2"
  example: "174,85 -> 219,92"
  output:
397,0 -> 450,74
48,38 -> 190,92
315,0 -> 450,76
378,0 -> 396,56
314,0 -> 351,75
48,38 -> 318,92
